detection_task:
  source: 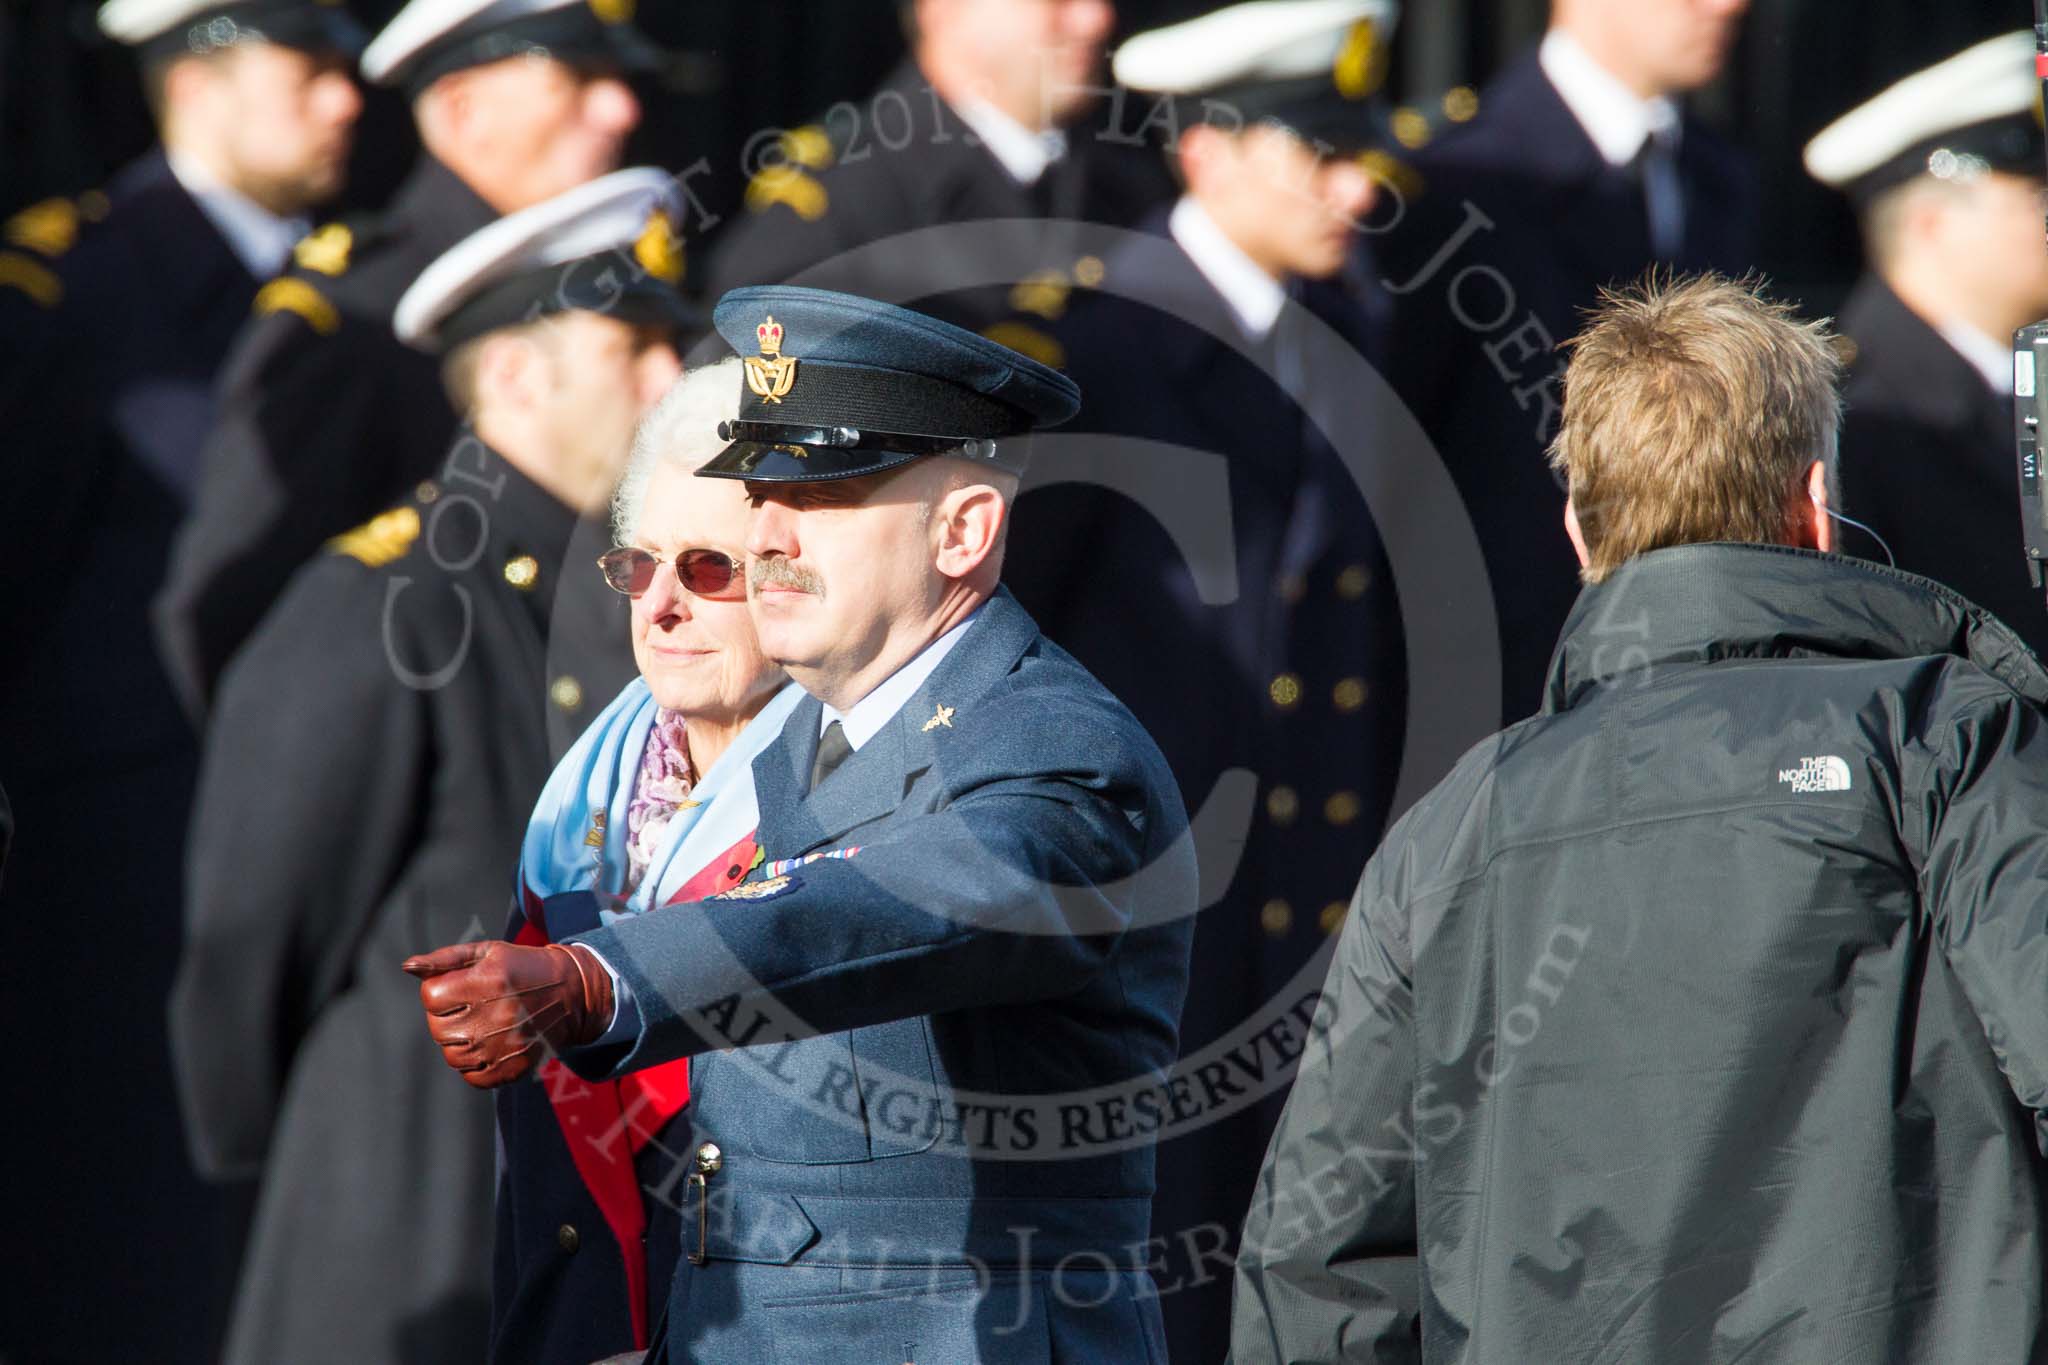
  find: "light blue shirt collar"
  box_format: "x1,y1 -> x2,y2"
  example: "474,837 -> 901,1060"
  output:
821,605 -> 984,750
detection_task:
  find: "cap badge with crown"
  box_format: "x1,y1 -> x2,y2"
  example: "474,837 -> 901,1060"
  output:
745,315 -> 798,403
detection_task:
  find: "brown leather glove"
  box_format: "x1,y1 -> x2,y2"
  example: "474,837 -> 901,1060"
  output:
402,940 -> 615,1089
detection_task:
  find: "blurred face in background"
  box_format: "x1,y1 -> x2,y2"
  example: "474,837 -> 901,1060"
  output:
917,0 -> 1116,129
534,315 -> 683,511
418,55 -> 640,211
628,463 -> 784,718
1182,123 -> 1376,281
470,313 -> 680,515
161,43 -> 361,213
1553,0 -> 1749,98
1895,170 -> 2048,340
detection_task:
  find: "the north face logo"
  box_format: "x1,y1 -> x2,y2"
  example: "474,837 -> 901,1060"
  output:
1778,755 -> 1852,793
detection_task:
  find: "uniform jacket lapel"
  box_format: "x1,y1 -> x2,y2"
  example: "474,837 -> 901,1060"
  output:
753,591 -> 1042,857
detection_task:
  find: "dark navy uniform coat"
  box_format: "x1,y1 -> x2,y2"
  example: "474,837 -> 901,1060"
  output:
153,155 -> 496,717
0,150 -> 257,1365
173,447 -> 575,1364
1007,222 -> 1407,1362
1834,276 -> 2048,657
563,590 -> 1196,1364
702,59 -> 1172,363
1375,50 -> 1759,722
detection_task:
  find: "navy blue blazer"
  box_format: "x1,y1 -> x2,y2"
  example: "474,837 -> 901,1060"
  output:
566,589 -> 1195,1363
1375,50 -> 1761,722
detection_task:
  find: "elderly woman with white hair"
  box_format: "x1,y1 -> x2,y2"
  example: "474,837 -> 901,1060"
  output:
483,356 -> 799,1365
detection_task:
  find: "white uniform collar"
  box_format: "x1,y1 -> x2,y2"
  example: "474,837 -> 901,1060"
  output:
1169,196 -> 1286,342
1538,29 -> 1683,167
953,96 -> 1067,187
821,604 -> 983,749
1936,318 -> 2015,394
165,147 -> 308,279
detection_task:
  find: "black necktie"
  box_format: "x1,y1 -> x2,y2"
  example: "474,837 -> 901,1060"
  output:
810,719 -> 853,793
1632,128 -> 1683,260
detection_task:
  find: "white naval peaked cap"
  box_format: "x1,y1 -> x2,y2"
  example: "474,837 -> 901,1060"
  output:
361,0 -> 654,91
1113,0 -> 1396,96
97,0 -> 364,56
1805,31 -> 2043,197
394,166 -> 691,350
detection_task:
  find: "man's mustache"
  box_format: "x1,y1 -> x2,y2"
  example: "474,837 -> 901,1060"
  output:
749,557 -> 825,597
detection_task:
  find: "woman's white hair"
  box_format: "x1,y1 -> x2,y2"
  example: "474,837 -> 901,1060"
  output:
610,356 -> 744,545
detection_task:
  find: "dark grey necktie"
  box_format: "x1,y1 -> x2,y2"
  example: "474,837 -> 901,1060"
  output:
810,719 -> 853,792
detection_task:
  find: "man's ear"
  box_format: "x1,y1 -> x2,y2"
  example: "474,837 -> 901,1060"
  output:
161,55 -> 221,121
475,330 -> 549,414
1564,496 -> 1591,571
931,482 -> 1007,581
1802,458 -> 1833,553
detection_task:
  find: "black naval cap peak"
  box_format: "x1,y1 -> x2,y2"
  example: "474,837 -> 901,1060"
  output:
1806,31 -> 2045,204
98,0 -> 368,64
361,0 -> 659,96
698,286 -> 1082,485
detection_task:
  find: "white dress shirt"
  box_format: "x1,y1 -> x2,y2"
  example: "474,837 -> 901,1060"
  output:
1539,29 -> 1685,256
165,148 -> 308,280
1938,319 -> 2016,394
822,605 -> 982,749
954,96 -> 1068,187
1169,196 -> 1286,342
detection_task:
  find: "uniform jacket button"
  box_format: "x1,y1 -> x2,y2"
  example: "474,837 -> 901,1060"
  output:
557,1223 -> 580,1254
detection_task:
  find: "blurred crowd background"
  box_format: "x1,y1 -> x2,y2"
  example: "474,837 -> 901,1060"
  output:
1,0 -> 2030,313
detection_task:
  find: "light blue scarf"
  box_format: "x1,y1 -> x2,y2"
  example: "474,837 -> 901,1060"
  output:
517,677 -> 804,922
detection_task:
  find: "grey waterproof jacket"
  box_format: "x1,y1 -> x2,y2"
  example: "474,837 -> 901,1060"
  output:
1231,543 -> 2048,1363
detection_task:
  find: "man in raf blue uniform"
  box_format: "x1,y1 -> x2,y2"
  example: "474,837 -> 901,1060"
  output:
0,4 -> 362,1360
156,0 -> 659,720
1005,6 -> 1411,1356
408,286 -> 1197,1361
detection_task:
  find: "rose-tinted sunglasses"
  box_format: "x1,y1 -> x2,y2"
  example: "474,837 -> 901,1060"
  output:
596,547 -> 743,598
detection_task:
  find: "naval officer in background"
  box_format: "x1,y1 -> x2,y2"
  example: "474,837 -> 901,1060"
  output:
175,169 -> 687,1365
156,0 -> 659,720
1806,31 -> 2048,657
1375,0 -> 1758,722
407,285 -> 1197,1362
0,3 -> 362,1359
1006,4 -> 1411,1356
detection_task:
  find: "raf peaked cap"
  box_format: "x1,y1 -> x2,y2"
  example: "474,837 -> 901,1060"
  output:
698,286 -> 1082,484
97,0 -> 366,63
393,166 -> 693,351
1114,0 -> 1399,152
360,0 -> 659,95
1806,31 -> 2045,203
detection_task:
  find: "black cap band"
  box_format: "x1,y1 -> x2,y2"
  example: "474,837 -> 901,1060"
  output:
137,0 -> 366,63
435,252 -> 694,350
1190,75 -> 1386,152
398,5 -> 658,96
735,359 -> 1034,437
1850,111 -> 2046,204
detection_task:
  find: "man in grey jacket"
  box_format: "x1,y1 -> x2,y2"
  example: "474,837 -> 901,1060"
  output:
1232,273 -> 2048,1362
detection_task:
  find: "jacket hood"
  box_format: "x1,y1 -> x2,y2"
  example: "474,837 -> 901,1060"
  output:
1543,542 -> 2048,713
